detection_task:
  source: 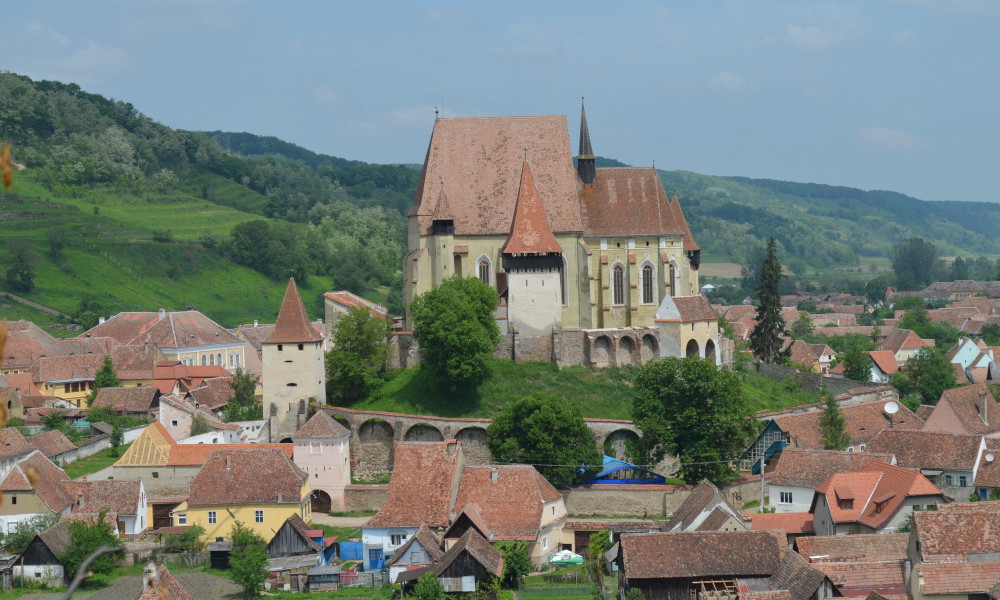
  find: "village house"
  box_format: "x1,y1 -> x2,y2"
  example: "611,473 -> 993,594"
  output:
171,447 -> 311,541
0,321 -> 115,377
972,437 -> 1000,499
386,524 -> 444,584
396,529 -> 503,594
909,500 -> 1000,600
182,377 -> 234,413
864,350 -> 898,384
15,521 -> 71,586
151,361 -> 231,397
810,461 -> 945,535
922,382 -> 1000,435
323,291 -> 391,338
33,342 -> 160,407
91,385 -> 161,419
291,411 -> 351,513
64,479 -> 147,537
614,530 -> 832,600
767,449 -> 894,514
877,329 -> 934,366
27,430 -> 77,463
747,512 -> 815,547
661,479 -> 747,532
796,534 -> 909,599
0,429 -> 37,481
864,428 -> 985,496
157,393 -> 240,443
0,451 -> 72,534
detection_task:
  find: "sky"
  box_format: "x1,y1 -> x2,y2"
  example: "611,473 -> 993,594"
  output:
3,1 -> 998,204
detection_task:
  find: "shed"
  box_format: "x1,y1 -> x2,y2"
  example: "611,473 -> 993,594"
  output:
267,554 -> 319,592
267,514 -> 322,558
208,541 -> 233,570
16,522 -> 71,585
307,564 -> 341,592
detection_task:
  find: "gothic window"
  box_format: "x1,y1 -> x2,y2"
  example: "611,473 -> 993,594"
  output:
613,265 -> 625,305
560,258 -> 568,305
477,256 -> 491,286
201,355 -> 207,366
209,354 -> 215,366
642,264 -> 654,304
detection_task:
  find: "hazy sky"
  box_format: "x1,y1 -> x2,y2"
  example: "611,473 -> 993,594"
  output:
3,1 -> 997,203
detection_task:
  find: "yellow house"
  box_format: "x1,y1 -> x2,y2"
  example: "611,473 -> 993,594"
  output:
171,447 -> 311,541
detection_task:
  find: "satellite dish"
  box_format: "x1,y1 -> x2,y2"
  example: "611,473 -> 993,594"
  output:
884,401 -> 899,415
987,453 -> 995,463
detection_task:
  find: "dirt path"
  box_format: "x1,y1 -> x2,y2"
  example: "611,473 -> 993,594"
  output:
1,291 -> 72,319
27,572 -> 242,600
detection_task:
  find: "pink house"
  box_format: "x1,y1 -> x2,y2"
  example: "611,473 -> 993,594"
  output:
292,411 -> 351,513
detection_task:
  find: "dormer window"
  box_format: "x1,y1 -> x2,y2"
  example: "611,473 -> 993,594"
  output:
432,220 -> 454,235
838,499 -> 854,510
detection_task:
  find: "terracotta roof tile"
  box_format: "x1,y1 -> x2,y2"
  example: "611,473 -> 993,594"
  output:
579,168 -> 684,238
747,512 -> 814,534
365,441 -> 463,529
866,429 -> 981,472
815,462 -> 944,530
453,465 -> 562,540
665,479 -> 743,531
917,562 -> 1000,595
771,400 -> 923,450
265,278 -> 323,344
324,291 -> 390,321
878,329 -> 933,354
386,523 -> 443,566
83,311 -> 241,348
502,162 -> 563,255
0,451 -> 73,512
167,441 -> 290,466
869,351 -> 898,376
66,480 -> 142,516
188,448 -> 307,506
29,430 -> 77,458
975,439 -> 1000,487
619,530 -> 787,579
293,411 -> 349,440
184,377 -> 234,411
92,386 -> 161,413
796,533 -> 908,562
914,500 -> 1000,560
134,564 -> 193,600
669,195 -> 699,252
37,521 -> 72,556
924,382 -> 1000,434
435,528 -> 503,578
0,428 -> 35,461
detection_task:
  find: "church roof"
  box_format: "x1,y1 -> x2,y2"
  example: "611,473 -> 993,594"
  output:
293,411 -> 350,440
670,195 -> 700,252
502,162 -> 563,255
579,168 -> 695,240
410,116 -> 584,236
578,103 -> 594,158
266,278 -> 323,344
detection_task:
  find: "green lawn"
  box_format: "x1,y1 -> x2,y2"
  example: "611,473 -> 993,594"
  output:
740,368 -> 822,414
64,443 -> 132,479
315,524 -> 363,542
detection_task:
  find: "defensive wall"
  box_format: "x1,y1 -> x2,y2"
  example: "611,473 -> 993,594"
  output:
754,361 -> 883,396
319,406 -> 640,481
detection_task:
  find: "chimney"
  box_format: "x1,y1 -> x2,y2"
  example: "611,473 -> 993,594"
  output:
253,320 -> 258,327
982,392 -> 990,425
490,467 -> 499,483
98,317 -> 105,325
446,439 -> 458,457
158,308 -> 166,320
226,455 -> 232,470
77,493 -> 84,508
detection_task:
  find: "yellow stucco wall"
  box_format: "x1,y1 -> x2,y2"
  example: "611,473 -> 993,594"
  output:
171,482 -> 311,541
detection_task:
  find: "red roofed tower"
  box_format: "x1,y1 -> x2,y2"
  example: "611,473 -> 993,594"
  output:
502,162 -> 565,349
264,278 -> 325,442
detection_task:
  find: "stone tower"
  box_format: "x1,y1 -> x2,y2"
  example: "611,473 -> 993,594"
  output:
263,278 -> 325,442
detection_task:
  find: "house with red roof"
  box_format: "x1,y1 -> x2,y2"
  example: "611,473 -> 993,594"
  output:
877,328 -> 934,366
866,351 -> 898,383
767,449 -> 894,514
922,382 -> 1000,436
810,461 -> 945,535
865,428 -> 985,495
324,291 -> 390,332
0,450 -> 73,534
909,500 -> 1000,600
796,534 -> 909,599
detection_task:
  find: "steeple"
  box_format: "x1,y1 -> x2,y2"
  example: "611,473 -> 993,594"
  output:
265,278 -> 323,344
503,162 -> 563,257
577,98 -> 596,185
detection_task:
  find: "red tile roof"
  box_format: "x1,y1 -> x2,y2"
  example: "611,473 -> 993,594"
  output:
579,168 -> 693,239
66,479 -> 142,516
914,500 -> 1000,561
365,441 -> 464,529
453,465 -> 562,541
0,428 -> 35,461
0,451 -> 73,512
266,278 -> 323,344
293,411 -> 349,440
29,430 -> 77,458
324,291 -> 390,321
83,311 -> 241,348
748,512 -> 814,534
768,449 -> 894,489
183,377 -> 234,411
187,448 -> 307,506
92,386 -> 160,413
815,461 -> 944,530
924,382 -> 1000,434
797,533 -> 908,562
868,351 -> 898,376
974,439 -> 1000,487
866,428 -> 982,472
502,162 -> 563,255
771,399 -> 923,449
917,562 -> 1000,595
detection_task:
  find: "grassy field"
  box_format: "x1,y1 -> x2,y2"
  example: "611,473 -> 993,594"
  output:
741,368 -> 822,413
64,443 -> 132,479
0,172 -> 328,330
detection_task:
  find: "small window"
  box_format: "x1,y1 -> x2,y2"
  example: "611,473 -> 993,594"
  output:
779,492 -> 792,504
152,472 -> 159,479
945,474 -> 953,485
298,344 -> 304,351
177,513 -> 187,525
959,475 -> 968,487
542,536 -> 548,550
551,506 -> 555,515
172,420 -> 178,427
208,511 -> 217,524
390,533 -> 406,546
255,510 -> 264,523
11,496 -> 16,505
278,344 -> 283,352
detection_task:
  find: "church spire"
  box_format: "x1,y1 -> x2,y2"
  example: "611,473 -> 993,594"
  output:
577,98 -> 596,185
502,161 -> 562,256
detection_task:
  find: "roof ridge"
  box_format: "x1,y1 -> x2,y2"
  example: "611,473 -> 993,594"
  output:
265,278 -> 323,344
501,161 -> 563,255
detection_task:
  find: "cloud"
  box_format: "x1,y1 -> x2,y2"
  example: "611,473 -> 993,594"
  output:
708,71 -> 757,93
858,126 -> 925,149
784,24 -> 844,50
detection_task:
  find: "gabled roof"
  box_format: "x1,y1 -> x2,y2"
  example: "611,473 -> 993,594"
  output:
29,430 -> 77,458
665,479 -> 745,532
265,278 -> 323,344
768,449 -> 894,489
114,421 -> 175,466
0,451 -> 73,512
879,328 -> 933,354
796,533 -> 908,562
323,291 -> 390,321
620,530 -> 789,580
443,501 -> 493,541
183,377 -> 234,411
92,386 -> 160,413
866,428 -> 982,472
435,528 -> 503,578
36,521 -> 72,556
293,411 -> 350,440
82,310 -> 241,349
452,464 -> 562,541
814,461 -> 943,531
913,500 -> 1000,561
188,448 -> 307,506
656,294 -> 718,323
386,523 -> 444,566
134,564 -> 193,600
365,441 -> 464,529
0,428 -> 35,461
868,350 -> 898,376
580,168 -> 691,239
502,162 -> 563,255
66,480 -> 142,516
770,398 -> 923,449
267,513 -> 323,556
923,382 -> 1000,435
788,340 -> 819,367
974,438 -> 1000,487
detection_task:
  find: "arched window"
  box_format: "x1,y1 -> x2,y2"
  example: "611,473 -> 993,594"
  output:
209,354 -> 215,366
561,257 -> 568,306
642,264 -> 654,304
477,255 -> 492,286
613,265 -> 625,305
217,353 -> 222,366
201,355 -> 207,366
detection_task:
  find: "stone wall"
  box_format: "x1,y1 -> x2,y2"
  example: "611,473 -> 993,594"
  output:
387,334 -> 421,370
755,362 -> 881,396
562,484 -> 693,518
345,484 -> 389,513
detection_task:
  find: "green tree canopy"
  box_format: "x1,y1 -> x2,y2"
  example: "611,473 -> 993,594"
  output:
86,354 -> 120,407
414,573 -> 446,600
864,277 -> 889,307
326,306 -> 392,402
487,393 -> 601,485
410,276 -> 500,385
749,238 -> 788,364
819,392 -> 850,450
222,368 -> 262,422
891,238 -> 938,291
891,346 -> 958,405
632,356 -> 757,484
229,521 -> 268,599
951,256 -> 970,281
841,346 -> 872,382
495,541 -> 532,589
3,239 -> 40,293
58,510 -> 123,581
1,514 -> 57,554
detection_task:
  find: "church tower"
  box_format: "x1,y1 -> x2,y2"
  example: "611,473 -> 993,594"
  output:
263,278 -> 325,442
502,161 -> 564,353
577,100 -> 596,185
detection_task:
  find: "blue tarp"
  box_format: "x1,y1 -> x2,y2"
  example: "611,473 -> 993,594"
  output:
583,455 -> 665,485
340,541 -> 363,561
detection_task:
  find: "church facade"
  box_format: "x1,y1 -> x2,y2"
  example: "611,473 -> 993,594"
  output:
402,107 -> 719,366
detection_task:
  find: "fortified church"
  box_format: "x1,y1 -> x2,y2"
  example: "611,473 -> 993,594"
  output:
403,106 -> 721,367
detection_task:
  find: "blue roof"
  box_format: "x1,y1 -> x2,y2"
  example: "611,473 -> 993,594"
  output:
583,456 -> 665,485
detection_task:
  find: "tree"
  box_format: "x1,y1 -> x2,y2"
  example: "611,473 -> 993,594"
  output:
864,277 -> 889,307
414,573 -> 446,600
410,276 -> 500,385
3,239 -> 40,292
487,393 -> 601,485
0,514 -> 57,554
58,510 -> 122,580
740,243 -> 768,294
47,227 -> 68,255
586,530 -> 611,588
326,306 -> 392,402
891,346 -> 957,405
891,238 -> 938,291
748,238 -> 788,364
229,521 -> 268,599
222,368 -> 261,422
790,314 -> 814,339
86,354 -> 120,407
951,256 -> 970,281
495,541 -> 532,589
632,356 -> 757,484
819,392 -> 850,450
109,421 -> 124,456
190,413 -> 212,436
841,346 -> 872,382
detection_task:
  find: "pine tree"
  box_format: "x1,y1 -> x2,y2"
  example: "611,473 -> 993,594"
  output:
86,354 -> 120,406
819,392 -> 850,450
748,238 -> 788,364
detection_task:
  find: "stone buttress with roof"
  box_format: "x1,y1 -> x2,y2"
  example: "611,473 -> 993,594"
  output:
402,104 -> 718,367
263,278 -> 326,442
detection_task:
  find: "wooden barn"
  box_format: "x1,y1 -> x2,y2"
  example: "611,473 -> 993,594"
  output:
14,522 -> 71,586
266,514 -> 323,558
396,529 -> 503,594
